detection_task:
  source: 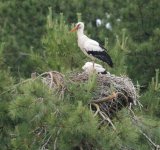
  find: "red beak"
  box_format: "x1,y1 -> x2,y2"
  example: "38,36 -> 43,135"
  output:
70,26 -> 78,32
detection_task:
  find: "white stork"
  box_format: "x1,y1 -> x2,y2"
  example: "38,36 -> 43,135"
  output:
70,22 -> 113,67
82,62 -> 106,74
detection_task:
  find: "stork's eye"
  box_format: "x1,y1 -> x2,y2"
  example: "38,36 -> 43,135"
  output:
77,24 -> 81,29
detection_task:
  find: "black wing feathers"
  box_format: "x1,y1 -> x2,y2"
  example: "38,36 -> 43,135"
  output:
87,51 -> 113,67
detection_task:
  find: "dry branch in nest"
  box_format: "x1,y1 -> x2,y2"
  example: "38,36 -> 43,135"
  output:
38,71 -> 139,129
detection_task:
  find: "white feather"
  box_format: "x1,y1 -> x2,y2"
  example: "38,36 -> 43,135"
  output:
84,43 -> 102,52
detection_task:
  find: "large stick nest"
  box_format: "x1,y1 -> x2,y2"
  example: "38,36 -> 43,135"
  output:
40,71 -> 139,129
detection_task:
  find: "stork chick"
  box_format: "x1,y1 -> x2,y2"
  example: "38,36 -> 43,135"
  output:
82,62 -> 106,74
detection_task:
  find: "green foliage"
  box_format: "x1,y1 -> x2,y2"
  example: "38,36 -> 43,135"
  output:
140,69 -> 160,117
127,39 -> 160,84
0,0 -> 110,77
86,72 -> 97,93
58,101 -> 99,150
6,78 -> 111,149
107,0 -> 160,42
0,0 -> 159,82
9,79 -> 57,149
0,43 -> 5,69
109,29 -> 129,75
0,70 -> 14,150
0,0 -> 50,76
42,11 -> 84,72
105,0 -> 160,83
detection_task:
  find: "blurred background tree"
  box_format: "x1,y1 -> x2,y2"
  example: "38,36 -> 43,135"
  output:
0,0 -> 159,83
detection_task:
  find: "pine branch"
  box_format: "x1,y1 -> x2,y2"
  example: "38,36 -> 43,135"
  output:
0,72 -> 50,97
90,103 -> 116,130
54,128 -> 61,150
128,105 -> 160,150
41,134 -> 52,150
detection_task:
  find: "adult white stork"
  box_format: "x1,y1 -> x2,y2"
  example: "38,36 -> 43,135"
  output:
70,22 -> 113,67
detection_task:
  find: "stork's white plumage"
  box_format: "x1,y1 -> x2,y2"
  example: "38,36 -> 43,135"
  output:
70,22 -> 113,67
82,62 -> 106,74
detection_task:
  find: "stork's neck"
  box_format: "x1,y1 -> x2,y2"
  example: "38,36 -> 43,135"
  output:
77,28 -> 84,37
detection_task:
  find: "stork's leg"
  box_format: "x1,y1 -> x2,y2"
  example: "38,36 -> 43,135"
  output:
92,58 -> 95,69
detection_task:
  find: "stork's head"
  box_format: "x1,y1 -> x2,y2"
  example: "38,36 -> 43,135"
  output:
70,22 -> 84,32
